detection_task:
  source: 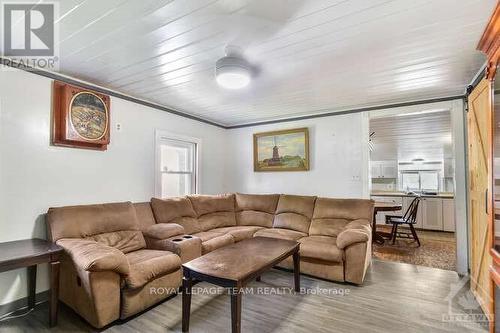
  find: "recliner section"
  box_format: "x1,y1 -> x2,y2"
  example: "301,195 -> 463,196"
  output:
46,202 -> 182,328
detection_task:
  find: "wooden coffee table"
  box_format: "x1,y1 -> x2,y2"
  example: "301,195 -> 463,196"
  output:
181,236 -> 300,333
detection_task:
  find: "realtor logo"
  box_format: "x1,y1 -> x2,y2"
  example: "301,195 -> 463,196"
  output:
1,2 -> 59,70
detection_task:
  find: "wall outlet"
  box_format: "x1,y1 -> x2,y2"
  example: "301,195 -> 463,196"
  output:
116,123 -> 122,132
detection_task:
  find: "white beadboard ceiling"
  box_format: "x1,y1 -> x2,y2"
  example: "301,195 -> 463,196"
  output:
4,0 -> 497,127
370,110 -> 452,162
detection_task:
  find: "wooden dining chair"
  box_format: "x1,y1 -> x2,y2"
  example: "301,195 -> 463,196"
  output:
385,196 -> 421,247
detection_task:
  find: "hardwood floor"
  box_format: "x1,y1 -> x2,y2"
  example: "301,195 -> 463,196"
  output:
0,260 -> 487,333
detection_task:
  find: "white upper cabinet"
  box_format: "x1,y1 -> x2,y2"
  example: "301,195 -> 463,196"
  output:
371,161 -> 397,179
371,162 -> 382,179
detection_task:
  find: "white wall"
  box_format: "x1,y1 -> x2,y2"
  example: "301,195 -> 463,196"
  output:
0,67 -> 229,306
450,99 -> 468,275
226,112 -> 370,198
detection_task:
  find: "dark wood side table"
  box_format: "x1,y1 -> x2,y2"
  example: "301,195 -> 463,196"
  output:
0,238 -> 63,327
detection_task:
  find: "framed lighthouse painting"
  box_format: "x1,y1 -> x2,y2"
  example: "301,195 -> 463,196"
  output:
253,127 -> 309,172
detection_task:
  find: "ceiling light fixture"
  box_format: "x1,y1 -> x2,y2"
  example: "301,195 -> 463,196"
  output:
215,46 -> 252,90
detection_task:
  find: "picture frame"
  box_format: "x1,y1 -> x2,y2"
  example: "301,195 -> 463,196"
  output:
52,81 -> 110,150
253,127 -> 309,172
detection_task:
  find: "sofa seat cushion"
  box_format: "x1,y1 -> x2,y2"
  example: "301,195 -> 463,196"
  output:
253,228 -> 307,241
124,249 -> 181,289
211,226 -> 264,242
299,236 -> 343,263
192,231 -> 234,254
191,231 -> 224,242
308,218 -> 350,237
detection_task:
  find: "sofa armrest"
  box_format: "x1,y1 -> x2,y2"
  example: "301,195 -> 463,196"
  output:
56,238 -> 129,275
336,219 -> 371,249
143,223 -> 185,240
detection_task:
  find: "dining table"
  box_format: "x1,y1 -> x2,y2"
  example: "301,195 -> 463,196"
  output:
372,202 -> 403,245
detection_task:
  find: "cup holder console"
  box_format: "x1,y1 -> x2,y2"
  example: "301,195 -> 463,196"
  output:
172,235 -> 193,242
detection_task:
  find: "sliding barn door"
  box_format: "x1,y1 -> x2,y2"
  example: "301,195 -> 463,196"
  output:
467,78 -> 493,318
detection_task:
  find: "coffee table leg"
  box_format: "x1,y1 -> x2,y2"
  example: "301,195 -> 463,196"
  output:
231,290 -> 241,333
50,261 -> 60,327
293,251 -> 300,292
182,277 -> 192,332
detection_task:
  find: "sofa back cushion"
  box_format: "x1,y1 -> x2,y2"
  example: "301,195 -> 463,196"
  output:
273,195 -> 316,233
235,193 -> 280,227
46,202 -> 145,253
150,197 -> 200,234
188,194 -> 236,231
309,198 -> 374,237
133,202 -> 156,231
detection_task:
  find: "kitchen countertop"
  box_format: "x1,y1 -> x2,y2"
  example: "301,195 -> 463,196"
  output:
371,191 -> 454,199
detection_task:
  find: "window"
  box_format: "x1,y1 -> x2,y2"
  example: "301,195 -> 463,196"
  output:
401,171 -> 439,192
401,172 -> 420,191
155,132 -> 199,198
420,171 -> 439,191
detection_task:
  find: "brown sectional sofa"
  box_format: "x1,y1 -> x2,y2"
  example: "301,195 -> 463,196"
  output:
46,193 -> 373,328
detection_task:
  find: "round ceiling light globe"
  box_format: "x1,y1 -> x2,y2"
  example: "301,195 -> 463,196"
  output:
215,56 -> 251,89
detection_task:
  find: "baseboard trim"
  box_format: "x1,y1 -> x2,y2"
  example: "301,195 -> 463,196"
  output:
0,290 -> 49,318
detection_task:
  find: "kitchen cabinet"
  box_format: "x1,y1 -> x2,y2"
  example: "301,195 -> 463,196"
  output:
371,161 -> 397,179
422,197 -> 443,230
442,199 -> 455,232
370,163 -> 382,178
373,194 -> 455,231
371,195 -> 403,223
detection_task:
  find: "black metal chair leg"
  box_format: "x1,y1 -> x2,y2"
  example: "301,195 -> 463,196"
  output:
392,224 -> 398,244
389,223 -> 396,241
409,224 -> 420,247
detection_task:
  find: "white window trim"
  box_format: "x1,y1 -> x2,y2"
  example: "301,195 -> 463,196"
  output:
154,129 -> 202,198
